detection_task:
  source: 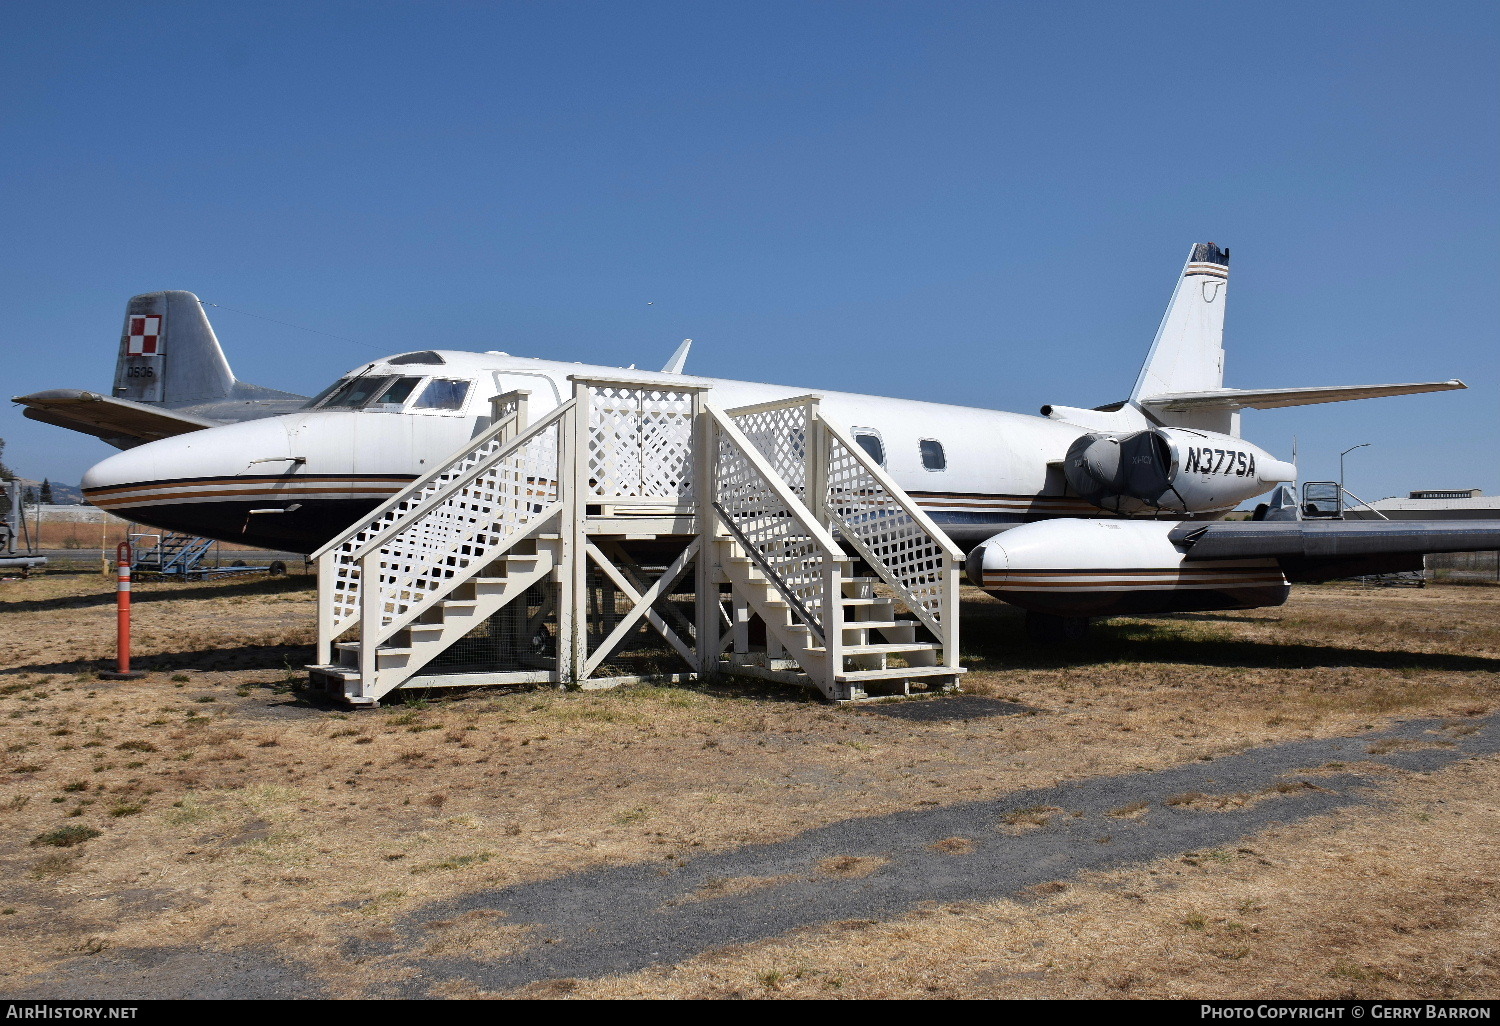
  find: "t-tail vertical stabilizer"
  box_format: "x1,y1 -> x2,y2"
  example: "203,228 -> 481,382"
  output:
1130,242 -> 1233,433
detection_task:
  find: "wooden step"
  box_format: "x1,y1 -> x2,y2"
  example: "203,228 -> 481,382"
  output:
805,642 -> 939,656
335,642 -> 412,656
787,620 -> 909,635
836,665 -> 967,682
306,664 -> 359,681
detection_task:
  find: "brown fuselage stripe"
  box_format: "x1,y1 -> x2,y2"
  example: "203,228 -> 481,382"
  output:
984,579 -> 1285,589
89,488 -> 406,507
84,475 -> 414,499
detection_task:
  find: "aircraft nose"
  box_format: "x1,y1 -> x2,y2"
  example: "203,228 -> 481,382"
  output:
80,446 -> 148,494
81,418 -> 295,515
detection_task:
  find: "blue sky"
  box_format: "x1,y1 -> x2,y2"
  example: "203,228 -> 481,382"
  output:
3,0 -> 1496,503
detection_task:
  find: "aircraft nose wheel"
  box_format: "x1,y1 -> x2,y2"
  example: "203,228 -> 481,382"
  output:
1025,611 -> 1091,644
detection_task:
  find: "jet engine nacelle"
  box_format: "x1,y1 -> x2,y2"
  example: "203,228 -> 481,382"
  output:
1064,427 -> 1294,514
965,518 -> 1289,617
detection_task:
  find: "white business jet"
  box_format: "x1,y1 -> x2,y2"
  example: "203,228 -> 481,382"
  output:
16,244 -> 1498,634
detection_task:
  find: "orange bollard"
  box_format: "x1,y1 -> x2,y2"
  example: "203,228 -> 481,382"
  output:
99,541 -> 144,680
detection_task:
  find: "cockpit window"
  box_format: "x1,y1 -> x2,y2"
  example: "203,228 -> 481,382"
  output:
369,377 -> 422,409
303,378 -> 351,408
412,378 -> 472,411
320,375 -> 397,408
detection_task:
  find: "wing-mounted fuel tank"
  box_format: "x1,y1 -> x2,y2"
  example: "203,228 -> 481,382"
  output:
1064,427 -> 1295,515
965,518 -> 1289,616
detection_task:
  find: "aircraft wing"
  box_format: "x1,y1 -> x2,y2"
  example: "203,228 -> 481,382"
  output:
13,389 -> 218,446
1141,380 -> 1466,411
1169,519 -> 1500,582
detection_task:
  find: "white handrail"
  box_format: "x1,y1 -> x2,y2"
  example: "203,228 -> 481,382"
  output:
310,390 -> 532,561
319,400 -> 572,648
819,416 -> 964,563
708,405 -> 843,556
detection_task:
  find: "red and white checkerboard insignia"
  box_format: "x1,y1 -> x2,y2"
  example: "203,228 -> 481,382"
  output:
127,315 -> 161,356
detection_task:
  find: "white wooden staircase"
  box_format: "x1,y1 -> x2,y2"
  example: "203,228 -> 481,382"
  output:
309,379 -> 965,706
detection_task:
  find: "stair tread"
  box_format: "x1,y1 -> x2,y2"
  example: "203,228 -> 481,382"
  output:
788,619 -> 909,632
806,642 -> 940,655
836,665 -> 967,682
306,664 -> 360,680
335,642 -> 412,655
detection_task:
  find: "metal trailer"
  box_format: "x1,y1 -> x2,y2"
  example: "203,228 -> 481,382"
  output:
128,531 -> 286,581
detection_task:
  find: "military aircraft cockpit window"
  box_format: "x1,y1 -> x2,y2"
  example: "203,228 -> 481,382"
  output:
388,351 -> 446,366
320,375 -> 397,409
368,377 -> 423,410
412,378 -> 472,412
853,431 -> 886,467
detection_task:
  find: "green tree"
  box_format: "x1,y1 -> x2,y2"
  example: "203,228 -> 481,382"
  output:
39,479 -> 53,504
0,439 -> 13,481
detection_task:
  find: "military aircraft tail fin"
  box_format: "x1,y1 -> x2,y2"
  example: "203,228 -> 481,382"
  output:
111,291 -> 299,408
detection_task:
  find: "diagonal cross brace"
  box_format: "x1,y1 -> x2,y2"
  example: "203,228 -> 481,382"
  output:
583,538 -> 702,677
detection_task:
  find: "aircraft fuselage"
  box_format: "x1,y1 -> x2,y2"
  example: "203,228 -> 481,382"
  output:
81,350 -> 1173,553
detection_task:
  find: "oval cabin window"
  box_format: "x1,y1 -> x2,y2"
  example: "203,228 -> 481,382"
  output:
853,432 -> 885,467
920,439 -> 946,471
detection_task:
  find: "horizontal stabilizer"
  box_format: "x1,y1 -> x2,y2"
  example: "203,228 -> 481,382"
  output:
1141,380 -> 1466,412
14,389 -> 216,447
1171,519 -> 1500,561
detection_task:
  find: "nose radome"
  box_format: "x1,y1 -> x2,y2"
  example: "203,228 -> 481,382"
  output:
82,418 -> 294,492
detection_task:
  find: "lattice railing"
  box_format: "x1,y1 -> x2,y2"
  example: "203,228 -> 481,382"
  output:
313,390 -> 529,579
710,408 -> 841,639
722,397 -> 962,646
318,401 -> 567,646
725,397 -> 813,497
821,422 -> 957,638
585,384 -> 695,502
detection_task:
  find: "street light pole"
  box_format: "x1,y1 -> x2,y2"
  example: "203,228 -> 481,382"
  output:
1339,443 -> 1370,500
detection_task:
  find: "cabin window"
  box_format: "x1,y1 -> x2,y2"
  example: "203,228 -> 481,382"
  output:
853,431 -> 885,467
413,378 -> 472,411
321,375 -> 396,408
920,439 -> 946,471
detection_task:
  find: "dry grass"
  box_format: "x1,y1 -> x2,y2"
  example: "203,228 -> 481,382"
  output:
0,572 -> 1494,998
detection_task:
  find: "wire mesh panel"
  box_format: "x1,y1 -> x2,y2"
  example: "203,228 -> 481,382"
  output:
714,422 -> 829,632
330,415 -> 562,638
824,432 -> 946,635
423,582 -> 556,675
586,385 -> 696,501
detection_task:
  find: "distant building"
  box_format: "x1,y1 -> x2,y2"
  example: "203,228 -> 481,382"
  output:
1345,489 -> 1500,521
